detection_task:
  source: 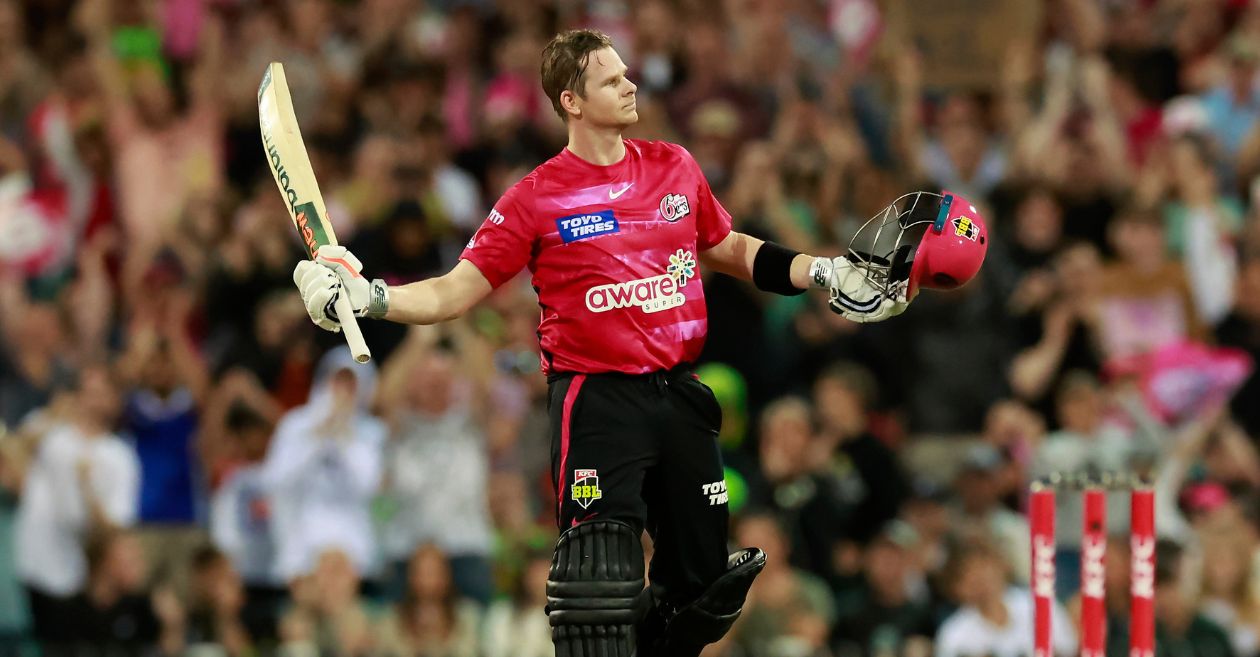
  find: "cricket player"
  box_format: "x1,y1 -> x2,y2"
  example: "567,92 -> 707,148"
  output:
294,29 -> 987,657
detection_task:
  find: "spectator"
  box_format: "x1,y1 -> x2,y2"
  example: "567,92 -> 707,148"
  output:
0,425 -> 31,652
349,200 -> 449,290
208,397 -> 283,642
183,545 -> 252,657
666,21 -> 767,157
1191,423 -> 1260,511
116,284 -> 211,594
1200,34 -> 1260,169
211,288 -> 316,412
117,286 -> 207,524
893,40 -> 1009,201
1009,241 -> 1107,415
333,134 -> 399,232
376,324 -> 497,604
81,0 -> 225,249
1145,540 -> 1236,657
949,444 -> 1030,586
1011,49 -> 1132,202
203,190 -> 312,393
1031,371 -> 1134,596
0,0 -> 48,140
14,363 -> 139,640
832,522 -> 936,657
1032,371 -> 1133,484
348,200 -> 452,359
1182,482 -> 1256,539
51,529 -> 184,657
934,541 -> 1077,657
486,471 -> 553,597
1095,534 -> 1137,657
1160,135 -> 1242,325
745,395 -> 846,581
414,115 -> 483,233
481,550 -> 553,657
1217,253 -> 1260,435
907,94 -> 1009,201
1198,527 -> 1260,657
628,0 -> 678,98
980,400 -> 1047,510
278,549 -> 375,657
898,267 -> 1014,433
898,480 -> 953,602
1140,402 -> 1228,545
731,512 -> 837,657
262,347 -> 385,582
0,288 -> 75,429
999,187 -> 1067,315
375,544 -> 481,657
813,363 -> 908,546
1097,206 -> 1203,360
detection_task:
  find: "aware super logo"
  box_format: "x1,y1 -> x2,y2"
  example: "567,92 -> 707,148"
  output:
585,249 -> 696,315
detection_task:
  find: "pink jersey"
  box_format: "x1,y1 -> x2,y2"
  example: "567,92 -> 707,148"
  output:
460,139 -> 732,375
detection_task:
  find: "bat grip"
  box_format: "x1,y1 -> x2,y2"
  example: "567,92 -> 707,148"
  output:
333,293 -> 372,363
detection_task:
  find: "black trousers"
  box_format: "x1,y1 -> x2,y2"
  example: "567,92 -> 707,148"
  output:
24,586 -> 66,642
548,365 -> 730,607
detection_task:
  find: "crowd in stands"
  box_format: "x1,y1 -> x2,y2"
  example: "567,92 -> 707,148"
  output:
3,0 -> 1260,656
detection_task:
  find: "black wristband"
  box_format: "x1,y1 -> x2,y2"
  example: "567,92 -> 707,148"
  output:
752,241 -> 806,296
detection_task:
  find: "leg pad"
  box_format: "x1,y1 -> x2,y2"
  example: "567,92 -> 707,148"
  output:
546,520 -> 648,657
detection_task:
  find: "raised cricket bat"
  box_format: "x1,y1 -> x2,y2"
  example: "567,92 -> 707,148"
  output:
257,62 -> 371,363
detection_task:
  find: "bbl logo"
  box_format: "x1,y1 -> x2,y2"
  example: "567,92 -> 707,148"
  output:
571,469 -> 603,509
659,194 -> 691,222
952,216 -> 979,241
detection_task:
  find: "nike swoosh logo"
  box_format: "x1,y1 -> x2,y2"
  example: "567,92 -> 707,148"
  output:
609,184 -> 633,200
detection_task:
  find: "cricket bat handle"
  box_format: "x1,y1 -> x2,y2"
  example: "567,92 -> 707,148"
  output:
334,293 -> 371,363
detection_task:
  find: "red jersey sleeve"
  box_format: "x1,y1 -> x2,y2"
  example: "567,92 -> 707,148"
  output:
459,186 -> 536,289
675,146 -> 733,250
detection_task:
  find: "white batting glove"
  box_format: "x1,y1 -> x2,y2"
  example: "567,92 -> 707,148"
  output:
809,256 -> 910,324
292,245 -> 389,332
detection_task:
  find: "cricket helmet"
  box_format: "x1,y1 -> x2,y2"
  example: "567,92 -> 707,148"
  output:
845,189 -> 989,300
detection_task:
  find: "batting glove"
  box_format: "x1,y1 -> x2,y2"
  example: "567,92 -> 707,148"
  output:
810,256 -> 911,324
292,245 -> 389,332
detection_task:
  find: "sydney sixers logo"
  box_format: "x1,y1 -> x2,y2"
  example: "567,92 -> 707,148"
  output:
660,194 -> 690,222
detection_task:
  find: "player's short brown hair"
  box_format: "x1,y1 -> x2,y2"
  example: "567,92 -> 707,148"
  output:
541,29 -> 615,121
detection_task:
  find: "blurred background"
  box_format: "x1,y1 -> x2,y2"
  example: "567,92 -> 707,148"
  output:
2,0 -> 1260,655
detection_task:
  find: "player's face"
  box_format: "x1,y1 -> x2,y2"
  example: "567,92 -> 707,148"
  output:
578,47 -> 638,128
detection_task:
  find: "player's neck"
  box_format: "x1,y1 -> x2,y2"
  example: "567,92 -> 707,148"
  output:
566,127 -> 626,166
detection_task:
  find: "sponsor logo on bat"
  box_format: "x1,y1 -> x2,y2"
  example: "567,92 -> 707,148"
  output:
293,202 -> 329,255
263,131 -> 301,215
